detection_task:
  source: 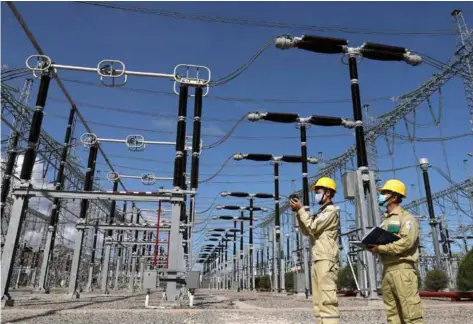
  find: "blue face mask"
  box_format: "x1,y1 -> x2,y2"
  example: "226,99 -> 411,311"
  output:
378,194 -> 388,206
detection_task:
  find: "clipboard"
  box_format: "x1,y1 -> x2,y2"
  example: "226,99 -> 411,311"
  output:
351,226 -> 400,249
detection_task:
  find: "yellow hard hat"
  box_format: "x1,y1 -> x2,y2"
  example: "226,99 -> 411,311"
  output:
379,179 -> 407,198
312,177 -> 336,192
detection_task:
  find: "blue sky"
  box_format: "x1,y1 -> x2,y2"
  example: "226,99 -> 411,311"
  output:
2,1 -> 473,262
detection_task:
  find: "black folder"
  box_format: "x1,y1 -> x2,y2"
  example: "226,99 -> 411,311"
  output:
351,226 -> 400,248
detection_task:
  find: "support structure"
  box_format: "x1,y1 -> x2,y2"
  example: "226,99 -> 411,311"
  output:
37,105 -> 77,292
1,71 -> 51,303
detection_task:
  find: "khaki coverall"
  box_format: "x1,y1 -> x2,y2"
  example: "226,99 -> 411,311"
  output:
297,204 -> 340,324
377,206 -> 424,324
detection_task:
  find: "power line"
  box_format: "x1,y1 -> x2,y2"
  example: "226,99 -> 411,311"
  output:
44,111 -> 353,141
75,1 -> 455,36
61,77 -> 394,105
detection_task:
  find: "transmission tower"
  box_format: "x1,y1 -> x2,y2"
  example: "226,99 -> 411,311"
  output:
452,9 -> 473,131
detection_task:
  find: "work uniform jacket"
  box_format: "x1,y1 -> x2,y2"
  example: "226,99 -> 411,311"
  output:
377,206 -> 419,266
297,204 -> 339,263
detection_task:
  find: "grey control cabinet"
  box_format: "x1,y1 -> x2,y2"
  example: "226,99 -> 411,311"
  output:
143,271 -> 158,290
186,271 -> 201,289
294,272 -> 306,293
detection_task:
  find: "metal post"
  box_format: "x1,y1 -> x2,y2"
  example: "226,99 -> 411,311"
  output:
224,238 -> 228,289
68,143 -> 99,297
86,219 -> 99,292
298,124 -> 311,297
129,254 -> 136,291
1,73 -> 51,302
100,237 -> 112,292
286,235 -> 290,271
249,198 -> 255,290
233,220 -> 237,290
239,212 -> 244,291
273,162 -> 281,292
419,158 -> 442,268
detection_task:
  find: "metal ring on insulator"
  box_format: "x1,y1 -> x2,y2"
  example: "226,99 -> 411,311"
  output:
107,171 -> 120,182
141,173 -> 157,186
97,60 -> 127,87
80,133 -> 98,147
26,54 -> 52,72
341,51 -> 363,65
125,134 -> 145,151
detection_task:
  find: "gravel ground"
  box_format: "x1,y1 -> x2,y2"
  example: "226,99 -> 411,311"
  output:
2,289 -> 472,324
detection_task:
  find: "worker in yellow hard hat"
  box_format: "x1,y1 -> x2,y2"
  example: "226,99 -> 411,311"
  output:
369,179 -> 424,324
290,177 -> 340,324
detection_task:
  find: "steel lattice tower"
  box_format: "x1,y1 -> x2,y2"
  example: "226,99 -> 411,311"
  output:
452,9 -> 473,131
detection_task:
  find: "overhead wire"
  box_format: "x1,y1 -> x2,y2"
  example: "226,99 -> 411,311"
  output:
60,77 -> 394,105
75,1 -> 456,36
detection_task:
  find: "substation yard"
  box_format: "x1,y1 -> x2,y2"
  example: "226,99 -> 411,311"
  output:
2,290 -> 472,324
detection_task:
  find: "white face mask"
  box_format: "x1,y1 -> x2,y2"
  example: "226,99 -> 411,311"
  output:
315,192 -> 325,204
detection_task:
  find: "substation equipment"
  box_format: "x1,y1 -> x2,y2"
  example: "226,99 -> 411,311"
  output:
232,153 -> 319,293
1,54 -> 211,305
247,111 -> 355,297
203,215 -> 251,291
211,201 -> 268,291
272,34 -> 422,298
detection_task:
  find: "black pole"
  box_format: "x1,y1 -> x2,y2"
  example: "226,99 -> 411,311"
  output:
286,235 -> 290,271
80,144 -> 99,219
91,220 -> 99,263
239,211 -> 244,291
107,181 -> 119,237
133,207 -> 139,253
1,132 -> 20,217
20,74 -> 51,180
273,162 -> 282,292
46,106 -> 76,266
233,220 -> 237,286
173,85 -> 188,188
117,202 -> 127,258
421,166 -> 442,267
181,149 -> 188,255
261,248 -> 264,275
191,87 -> 203,190
299,124 -> 310,209
147,232 -> 152,255
445,228 -> 452,259
347,56 -> 368,168
249,198 -> 254,290
225,239 -> 228,264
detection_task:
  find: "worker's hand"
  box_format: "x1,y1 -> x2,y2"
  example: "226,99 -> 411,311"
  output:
368,245 -> 378,253
290,198 -> 303,212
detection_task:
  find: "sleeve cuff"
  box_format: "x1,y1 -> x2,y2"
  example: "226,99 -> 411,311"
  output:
376,245 -> 387,253
297,208 -> 306,217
